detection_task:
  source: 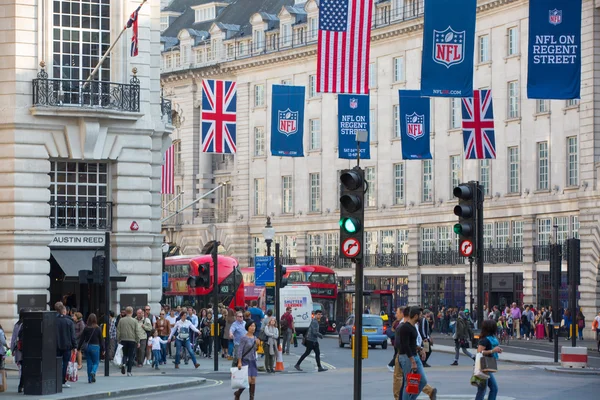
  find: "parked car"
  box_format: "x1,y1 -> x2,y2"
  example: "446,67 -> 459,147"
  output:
338,314 -> 388,349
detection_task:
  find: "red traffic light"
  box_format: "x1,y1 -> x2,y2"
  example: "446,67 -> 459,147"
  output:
453,184 -> 473,199
340,170 -> 363,190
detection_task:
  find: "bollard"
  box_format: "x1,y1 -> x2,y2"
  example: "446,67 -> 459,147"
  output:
560,346 -> 588,368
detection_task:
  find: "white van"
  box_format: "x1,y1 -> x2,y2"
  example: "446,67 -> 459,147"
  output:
280,286 -> 313,335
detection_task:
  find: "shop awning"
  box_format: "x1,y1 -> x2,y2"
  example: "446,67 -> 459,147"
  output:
51,250 -> 126,282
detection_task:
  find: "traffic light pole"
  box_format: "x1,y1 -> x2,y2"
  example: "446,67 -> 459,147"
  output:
103,231 -> 110,377
468,256 -> 474,319
353,256 -> 364,400
275,243 -> 281,347
474,182 -> 484,330
212,242 -> 219,371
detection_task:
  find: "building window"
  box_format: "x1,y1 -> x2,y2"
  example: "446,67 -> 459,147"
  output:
308,234 -> 322,257
165,55 -> 172,69
308,17 -> 318,40
309,75 -> 318,98
537,218 -> 551,245
571,216 -> 579,239
295,27 -> 305,45
554,216 -> 570,244
450,156 -> 461,196
396,229 -> 409,253
478,34 -> 489,63
254,126 -> 265,156
365,167 -> 376,207
323,232 -> 338,256
369,63 -> 377,88
52,0 -> 111,83
253,178 -> 265,216
393,163 -> 404,205
393,56 -> 404,82
507,81 -> 519,118
174,52 -> 181,67
496,221 -> 510,247
309,119 -> 321,150
566,99 -> 580,107
536,99 -> 549,114
195,7 -> 215,22
512,221 -> 523,248
253,29 -> 265,50
254,84 -> 265,107
381,230 -> 394,254
420,227 -> 435,251
537,141 -> 549,190
483,223 -> 494,247
567,136 -> 578,186
437,226 -> 452,250
282,176 -> 293,214
450,98 -> 462,129
49,161 -> 109,229
238,41 -> 246,55
422,160 -> 433,203
226,43 -> 234,59
309,173 -> 321,212
479,159 -> 490,196
365,231 -> 378,254
160,16 -> 169,32
507,26 -> 518,56
195,50 -> 203,64
282,24 -> 292,45
508,146 -> 520,193
393,104 -> 400,138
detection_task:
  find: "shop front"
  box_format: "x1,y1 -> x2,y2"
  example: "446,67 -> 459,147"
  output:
421,275 -> 466,314
483,273 -> 523,309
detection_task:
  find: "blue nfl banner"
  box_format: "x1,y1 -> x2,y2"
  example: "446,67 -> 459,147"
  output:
527,0 -> 581,99
271,85 -> 305,157
399,90 -> 431,160
421,0 -> 476,98
338,94 -> 370,160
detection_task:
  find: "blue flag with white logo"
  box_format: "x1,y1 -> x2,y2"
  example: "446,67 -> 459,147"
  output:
271,85 -> 305,157
420,0 -> 476,98
399,90 -> 431,160
338,94 -> 370,160
527,0 -> 581,99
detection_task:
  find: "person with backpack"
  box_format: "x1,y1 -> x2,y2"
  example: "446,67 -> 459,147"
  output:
451,311 -> 474,366
280,306 -> 295,355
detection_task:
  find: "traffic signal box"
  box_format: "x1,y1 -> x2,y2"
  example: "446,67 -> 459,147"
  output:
187,262 -> 211,288
92,255 -> 105,285
339,167 -> 365,260
453,182 -> 477,254
276,264 -> 288,289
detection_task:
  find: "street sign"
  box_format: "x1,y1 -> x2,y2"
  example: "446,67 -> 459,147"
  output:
254,256 -> 275,286
162,272 -> 169,288
341,237 -> 361,258
460,240 -> 474,257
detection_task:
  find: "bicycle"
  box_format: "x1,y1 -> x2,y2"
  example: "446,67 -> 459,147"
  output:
499,328 -> 510,345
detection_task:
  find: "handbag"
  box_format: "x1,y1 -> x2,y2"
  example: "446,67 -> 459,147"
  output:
257,329 -> 268,342
473,353 -> 489,380
66,352 -> 78,382
423,340 -> 430,353
112,344 -> 123,367
480,355 -> 498,373
293,333 -> 298,347
80,327 -> 95,353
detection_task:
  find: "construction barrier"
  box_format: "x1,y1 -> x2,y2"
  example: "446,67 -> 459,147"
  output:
560,346 -> 588,368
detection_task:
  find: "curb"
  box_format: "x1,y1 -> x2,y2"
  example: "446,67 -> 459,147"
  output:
433,347 -> 557,366
544,366 -> 600,376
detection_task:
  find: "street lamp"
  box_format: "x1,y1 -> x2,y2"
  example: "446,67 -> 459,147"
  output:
262,216 -> 275,256
161,241 -> 169,304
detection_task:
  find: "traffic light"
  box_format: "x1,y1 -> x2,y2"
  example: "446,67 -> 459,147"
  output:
277,264 -> 288,289
453,182 -> 476,242
92,255 -> 105,284
187,262 -> 211,288
339,167 -> 365,259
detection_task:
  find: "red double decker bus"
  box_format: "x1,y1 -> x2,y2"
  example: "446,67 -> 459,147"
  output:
242,265 -> 338,332
164,254 -> 244,309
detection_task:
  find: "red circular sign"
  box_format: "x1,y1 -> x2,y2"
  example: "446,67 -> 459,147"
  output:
460,240 -> 473,257
342,238 -> 361,258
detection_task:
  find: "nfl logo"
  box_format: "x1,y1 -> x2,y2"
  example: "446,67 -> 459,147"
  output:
278,108 -> 298,136
433,26 -> 465,68
405,112 -> 424,140
549,9 -> 562,25
349,98 -> 358,109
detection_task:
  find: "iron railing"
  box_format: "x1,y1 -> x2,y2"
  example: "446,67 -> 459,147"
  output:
418,246 -> 524,266
49,200 -> 112,230
32,68 -> 140,112
418,250 -> 465,266
306,253 -> 409,269
533,244 -> 568,262
483,246 -> 523,264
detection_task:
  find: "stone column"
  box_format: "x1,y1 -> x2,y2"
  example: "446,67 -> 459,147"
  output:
407,224 -> 420,305
577,200 -> 600,339
521,215 -> 536,306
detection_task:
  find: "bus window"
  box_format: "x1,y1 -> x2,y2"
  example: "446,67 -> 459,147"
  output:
308,272 -> 336,284
287,271 -> 305,283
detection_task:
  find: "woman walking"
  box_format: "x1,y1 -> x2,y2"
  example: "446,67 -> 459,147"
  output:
263,317 -> 279,373
235,321 -> 260,400
201,310 -> 215,358
475,319 -> 503,400
77,314 -> 104,383
222,308 -> 235,359
11,310 -> 25,393
155,310 -> 171,365
74,312 -> 85,370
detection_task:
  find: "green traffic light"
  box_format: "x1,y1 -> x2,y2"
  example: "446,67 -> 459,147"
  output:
453,223 -> 462,235
340,217 -> 360,233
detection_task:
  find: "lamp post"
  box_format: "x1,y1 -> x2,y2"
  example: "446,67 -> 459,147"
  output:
262,216 -> 275,256
161,242 -> 169,304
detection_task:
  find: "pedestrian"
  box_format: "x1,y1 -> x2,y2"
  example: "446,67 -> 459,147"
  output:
474,319 -> 503,400
165,309 -> 177,358
576,310 -> 585,340
392,307 -> 409,400
451,311 -> 474,366
535,310 -> 545,340
78,313 -> 103,383
545,306 -> 554,342
134,308 -> 152,366
280,306 -> 295,355
201,310 -> 215,358
263,317 -> 279,373
148,329 -> 168,370
419,310 -> 433,367
294,309 -> 327,372
223,308 -> 235,359
235,321 -> 260,400
143,305 -> 156,365
388,307 -> 403,373
55,303 -> 77,388
108,311 -> 117,360
510,303 -> 521,339
73,312 -> 85,370
168,310 -> 201,369
230,311 -> 248,367
11,309 -> 25,393
0,322 -> 7,370
248,301 -> 265,334
155,310 -> 171,365
116,306 -> 144,376
397,306 -> 430,400
593,311 -> 600,352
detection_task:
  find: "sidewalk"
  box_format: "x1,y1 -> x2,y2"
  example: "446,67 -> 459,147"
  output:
432,344 -> 556,365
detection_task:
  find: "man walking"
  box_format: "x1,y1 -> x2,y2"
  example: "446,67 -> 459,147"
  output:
510,303 -> 521,339
229,311 -> 247,367
117,306 -> 143,376
135,309 -> 152,366
451,311 -> 474,366
55,304 -> 76,388
397,306 -> 430,400
280,306 -> 295,355
294,310 -> 327,372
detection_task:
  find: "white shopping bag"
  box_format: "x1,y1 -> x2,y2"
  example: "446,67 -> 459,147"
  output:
230,365 -> 249,390
66,352 -> 78,382
112,344 -> 123,366
473,353 -> 489,380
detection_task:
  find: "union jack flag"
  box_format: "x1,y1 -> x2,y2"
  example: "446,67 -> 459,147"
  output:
201,79 -> 237,154
461,89 -> 496,159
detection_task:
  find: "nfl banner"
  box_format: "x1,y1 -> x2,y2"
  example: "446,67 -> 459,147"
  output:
271,85 -> 305,157
527,0 -> 581,99
399,90 -> 431,160
338,94 -> 370,160
421,0 -> 476,98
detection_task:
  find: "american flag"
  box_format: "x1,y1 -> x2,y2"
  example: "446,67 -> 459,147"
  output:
317,0 -> 372,94
461,89 -> 496,159
127,8 -> 140,57
161,144 -> 174,194
201,79 -> 237,154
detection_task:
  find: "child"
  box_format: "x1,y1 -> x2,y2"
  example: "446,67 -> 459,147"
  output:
148,329 -> 168,370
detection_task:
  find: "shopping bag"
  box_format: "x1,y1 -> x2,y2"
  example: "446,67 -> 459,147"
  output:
293,333 -> 298,347
473,353 -> 489,380
230,365 -> 249,390
113,344 -> 123,366
66,352 -> 78,382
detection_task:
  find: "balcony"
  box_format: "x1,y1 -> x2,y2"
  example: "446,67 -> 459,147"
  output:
418,246 -> 524,266
32,65 -> 140,114
533,244 -> 567,262
306,253 -> 409,269
49,201 -> 112,230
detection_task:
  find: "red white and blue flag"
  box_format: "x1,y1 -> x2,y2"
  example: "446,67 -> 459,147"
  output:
127,8 -> 140,57
461,89 -> 496,159
161,144 -> 174,194
201,79 -> 237,154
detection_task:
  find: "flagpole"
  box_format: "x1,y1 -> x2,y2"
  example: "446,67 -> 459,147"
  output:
85,0 -> 147,84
